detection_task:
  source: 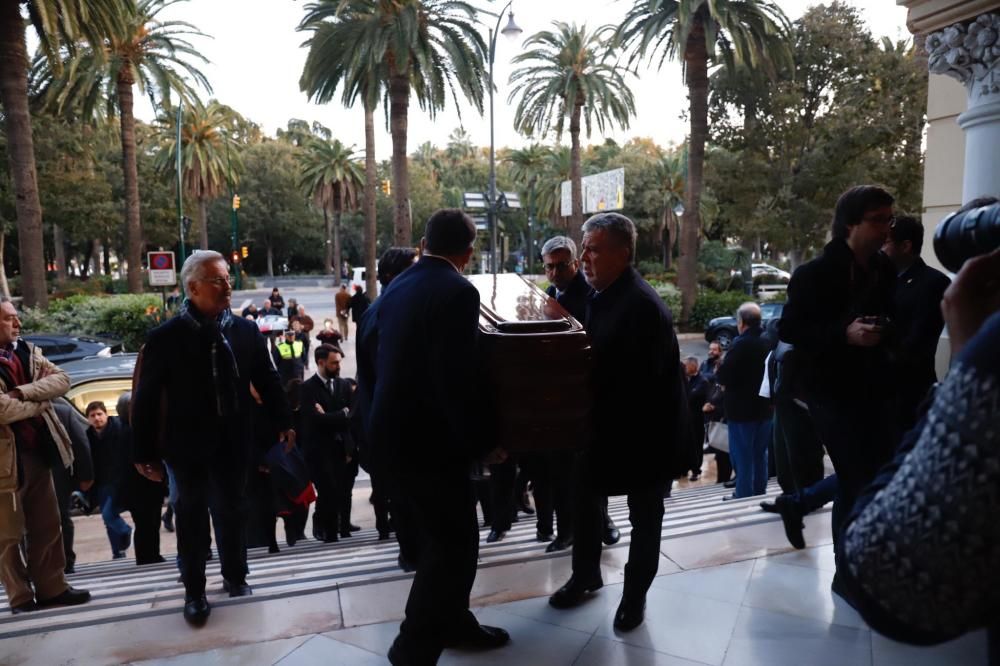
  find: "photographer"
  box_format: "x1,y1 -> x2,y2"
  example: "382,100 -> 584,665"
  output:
837,243 -> 1000,655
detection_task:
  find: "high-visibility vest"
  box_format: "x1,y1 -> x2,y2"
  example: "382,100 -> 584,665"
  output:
277,340 -> 303,360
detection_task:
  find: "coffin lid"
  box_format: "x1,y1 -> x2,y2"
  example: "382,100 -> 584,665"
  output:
467,273 -> 582,334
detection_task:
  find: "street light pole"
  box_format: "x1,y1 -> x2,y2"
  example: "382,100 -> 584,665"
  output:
223,132 -> 241,290
487,3 -> 522,274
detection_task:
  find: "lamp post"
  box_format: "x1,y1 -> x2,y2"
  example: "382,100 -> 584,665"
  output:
222,131 -> 241,290
175,101 -> 187,270
486,3 -> 522,274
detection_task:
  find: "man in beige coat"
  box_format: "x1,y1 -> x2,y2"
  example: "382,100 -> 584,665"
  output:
0,298 -> 90,614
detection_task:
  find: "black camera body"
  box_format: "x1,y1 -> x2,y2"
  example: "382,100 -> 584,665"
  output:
934,202 -> 1000,272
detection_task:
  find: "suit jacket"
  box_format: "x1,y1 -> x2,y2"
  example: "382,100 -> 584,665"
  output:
132,308 -> 290,467
545,270 -> 589,323
584,267 -> 688,492
893,257 -> 950,389
361,256 -> 485,481
717,326 -> 772,422
299,373 -> 353,461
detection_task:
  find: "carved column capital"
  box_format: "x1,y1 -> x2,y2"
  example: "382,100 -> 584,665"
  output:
926,13 -> 1000,94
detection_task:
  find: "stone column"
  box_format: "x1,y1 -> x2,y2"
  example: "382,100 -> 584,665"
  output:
927,13 -> 1000,200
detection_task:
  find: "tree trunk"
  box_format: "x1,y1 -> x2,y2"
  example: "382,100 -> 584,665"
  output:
117,71 -> 144,293
53,223 -> 67,282
789,248 -> 803,272
364,102 -> 378,297
323,207 -> 333,274
333,207 -> 343,288
661,209 -> 671,271
92,239 -> 104,275
569,99 -> 584,245
198,197 -> 209,250
389,71 -> 411,246
0,232 -> 11,300
103,240 -> 112,277
0,3 -> 48,308
678,18 -> 709,325
266,237 -> 274,277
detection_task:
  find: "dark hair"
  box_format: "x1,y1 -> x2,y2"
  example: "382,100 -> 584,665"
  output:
378,247 -> 418,287
86,401 -> 107,416
581,212 -> 637,260
957,196 -> 1000,214
424,208 -> 477,256
888,215 -> 924,254
314,342 -> 342,363
271,288 -> 280,294
831,186 -> 895,240
284,378 -> 302,411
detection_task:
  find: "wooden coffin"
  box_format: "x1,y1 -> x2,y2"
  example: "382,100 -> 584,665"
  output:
468,273 -> 593,453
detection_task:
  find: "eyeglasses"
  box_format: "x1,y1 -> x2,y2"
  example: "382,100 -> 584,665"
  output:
862,214 -> 894,226
200,276 -> 232,287
543,260 -> 571,272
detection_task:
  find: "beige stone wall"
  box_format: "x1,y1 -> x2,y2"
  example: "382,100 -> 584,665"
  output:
921,73 -> 966,274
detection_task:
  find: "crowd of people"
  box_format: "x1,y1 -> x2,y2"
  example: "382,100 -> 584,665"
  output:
0,187 -> 997,665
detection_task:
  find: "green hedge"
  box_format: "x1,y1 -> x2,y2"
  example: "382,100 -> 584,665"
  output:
688,290 -> 750,331
20,294 -> 170,352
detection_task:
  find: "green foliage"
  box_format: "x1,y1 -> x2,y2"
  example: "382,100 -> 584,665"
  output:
21,293 -> 166,350
649,280 -> 683,317
688,290 -> 749,331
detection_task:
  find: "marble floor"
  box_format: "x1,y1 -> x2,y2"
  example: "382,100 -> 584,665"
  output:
0,481 -> 986,666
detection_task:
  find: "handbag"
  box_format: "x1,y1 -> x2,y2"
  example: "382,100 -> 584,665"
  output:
706,421 -> 729,453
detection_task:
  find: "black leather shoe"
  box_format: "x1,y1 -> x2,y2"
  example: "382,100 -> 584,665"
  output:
486,530 -> 505,543
10,600 -> 36,615
602,526 -> 621,546
545,536 -> 573,553
536,530 -> 554,542
162,509 -> 174,533
222,580 -> 253,597
378,531 -> 391,541
397,555 -> 417,573
339,530 -> 353,539
613,596 -> 646,631
776,495 -> 806,549
37,586 -> 90,608
183,595 -> 211,626
347,523 -> 362,532
444,623 -> 510,650
549,575 -> 603,608
268,544 -> 281,554
759,500 -> 779,513
723,480 -> 736,488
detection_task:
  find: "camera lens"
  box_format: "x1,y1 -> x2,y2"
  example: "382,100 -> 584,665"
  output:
934,203 -> 1000,273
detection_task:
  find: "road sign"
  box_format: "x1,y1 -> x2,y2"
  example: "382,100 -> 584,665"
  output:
560,167 -> 625,217
147,251 -> 177,287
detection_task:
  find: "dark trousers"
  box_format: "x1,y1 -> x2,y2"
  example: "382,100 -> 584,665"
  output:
50,466 -> 75,569
369,469 -> 392,536
339,459 -> 359,531
789,474 -> 838,515
488,458 -> 516,532
172,460 -> 248,598
809,396 -> 895,557
527,452 -> 574,538
714,450 -> 733,483
394,471 -> 480,663
310,451 -> 344,539
571,466 -> 664,598
773,402 -> 825,495
729,419 -> 772,498
131,491 -> 164,565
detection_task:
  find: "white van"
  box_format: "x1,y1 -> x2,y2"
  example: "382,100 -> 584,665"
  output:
350,267 -> 380,297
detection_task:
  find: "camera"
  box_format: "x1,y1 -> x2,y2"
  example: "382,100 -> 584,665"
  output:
934,202 -> 1000,272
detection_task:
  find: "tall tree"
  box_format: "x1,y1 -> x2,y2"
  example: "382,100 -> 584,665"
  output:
153,100 -> 243,250
31,0 -> 210,293
0,0 -> 123,307
298,138 -> 364,278
298,0 -> 487,247
509,22 -> 635,242
615,0 -> 791,322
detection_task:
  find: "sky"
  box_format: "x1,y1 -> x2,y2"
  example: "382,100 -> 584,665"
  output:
133,0 -> 913,159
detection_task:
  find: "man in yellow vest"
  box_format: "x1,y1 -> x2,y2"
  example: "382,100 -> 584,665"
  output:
274,329 -> 305,384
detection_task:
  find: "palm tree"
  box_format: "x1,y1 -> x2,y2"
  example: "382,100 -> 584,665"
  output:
299,11 -> 383,295
509,23 -> 635,242
298,0 -> 488,248
652,147 -> 686,270
30,0 -> 210,294
506,144 -> 550,263
0,0 -> 123,308
615,0 -> 791,322
298,139 -> 364,278
153,100 -> 243,250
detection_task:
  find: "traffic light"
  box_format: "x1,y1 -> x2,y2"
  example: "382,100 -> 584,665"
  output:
232,194 -> 241,210
381,179 -> 391,196
241,245 -> 249,259
231,250 -> 240,264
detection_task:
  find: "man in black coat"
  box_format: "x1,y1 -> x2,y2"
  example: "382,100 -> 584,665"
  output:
717,303 -> 773,499
882,215 -> 951,433
549,213 -> 687,632
779,185 -> 898,565
683,357 -> 709,481
360,210 -> 509,664
300,344 -> 353,542
132,250 -> 292,627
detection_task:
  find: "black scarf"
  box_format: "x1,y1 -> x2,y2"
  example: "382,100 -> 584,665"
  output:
179,299 -> 240,417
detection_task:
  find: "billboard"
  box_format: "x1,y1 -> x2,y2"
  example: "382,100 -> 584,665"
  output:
560,167 -> 625,217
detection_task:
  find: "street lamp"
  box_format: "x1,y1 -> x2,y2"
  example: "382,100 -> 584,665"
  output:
486,3 -> 522,274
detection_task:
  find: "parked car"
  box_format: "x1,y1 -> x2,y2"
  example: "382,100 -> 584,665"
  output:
704,301 -> 785,349
23,333 -> 123,365
730,263 -> 792,281
58,353 -> 138,419
256,314 -> 289,334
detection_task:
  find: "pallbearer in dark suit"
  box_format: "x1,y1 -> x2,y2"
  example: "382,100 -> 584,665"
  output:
549,213 -> 688,632
360,210 -> 510,664
881,215 -> 951,433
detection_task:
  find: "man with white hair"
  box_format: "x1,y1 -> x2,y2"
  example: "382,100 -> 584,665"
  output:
716,302 -> 773,499
132,251 -> 293,626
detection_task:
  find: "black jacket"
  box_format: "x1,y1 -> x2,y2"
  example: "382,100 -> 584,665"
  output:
88,416 -> 130,490
299,373 -> 354,461
779,238 -> 896,399
717,325 -> 771,423
893,257 -> 950,390
584,267 -> 688,491
545,270 -> 589,323
350,291 -> 370,323
132,308 -> 291,466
